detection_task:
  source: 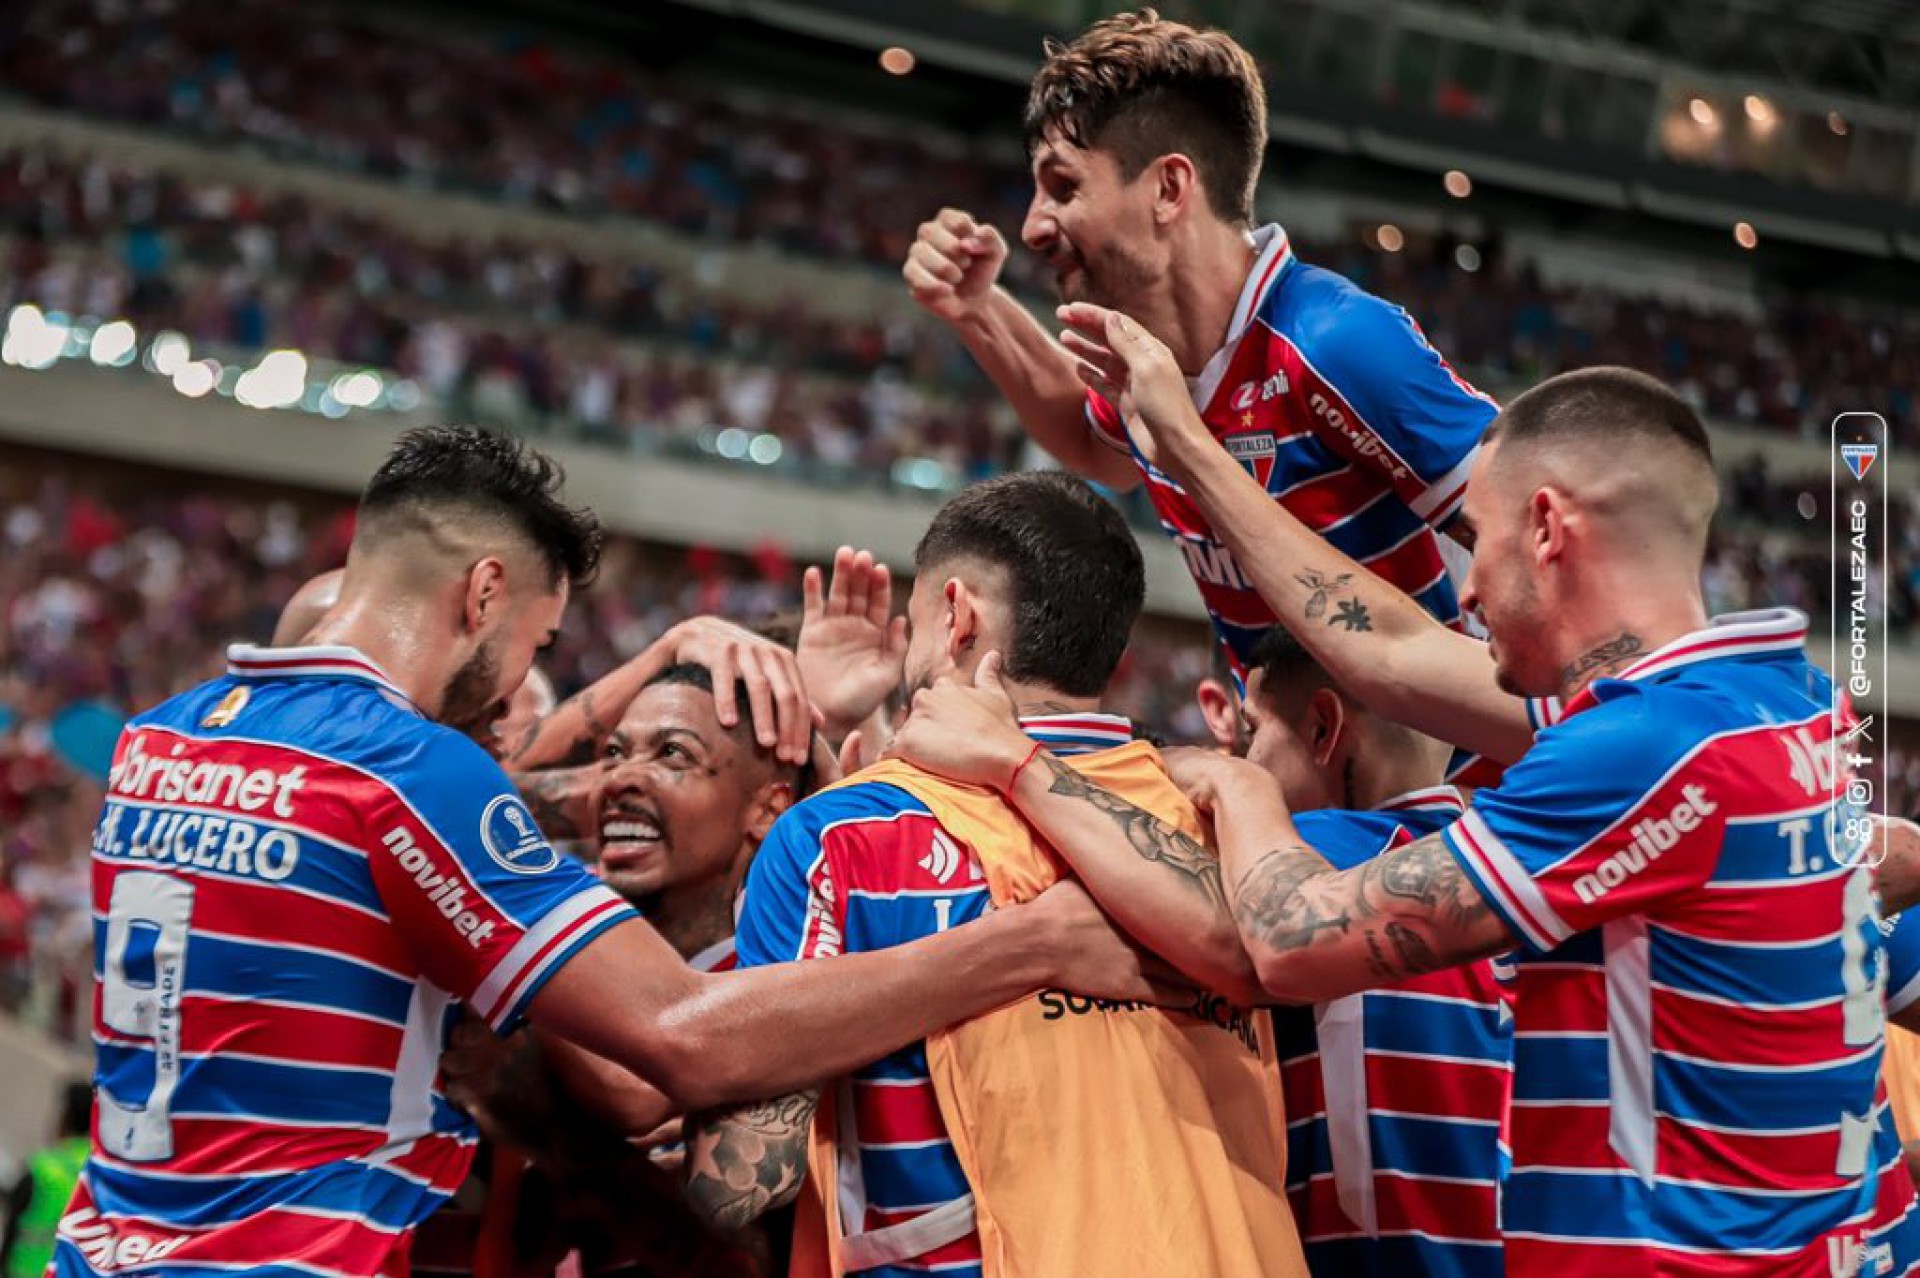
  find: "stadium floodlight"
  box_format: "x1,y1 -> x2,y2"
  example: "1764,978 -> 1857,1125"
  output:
2,304 -> 68,370
172,360 -> 219,398
148,331 -> 192,377
1454,245 -> 1483,272
716,427 -> 750,460
235,349 -> 309,409
89,320 -> 139,367
386,379 -> 423,412
748,433 -> 783,465
330,370 -> 383,409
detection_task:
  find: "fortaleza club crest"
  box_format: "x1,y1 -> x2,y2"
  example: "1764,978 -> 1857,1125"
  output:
1225,429 -> 1278,486
1841,442 -> 1878,481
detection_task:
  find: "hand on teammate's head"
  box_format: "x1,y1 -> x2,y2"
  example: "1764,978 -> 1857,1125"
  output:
662,616 -> 815,766
889,652 -> 1030,791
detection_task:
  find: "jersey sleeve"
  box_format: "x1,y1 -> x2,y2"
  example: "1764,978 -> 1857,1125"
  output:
1083,389 -> 1134,456
1440,699 -> 1722,954
1887,912 -> 1920,1019
1290,291 -> 1496,531
736,801 -> 843,968
366,731 -> 635,1032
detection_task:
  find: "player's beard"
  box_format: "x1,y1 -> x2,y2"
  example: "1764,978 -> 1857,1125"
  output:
1066,238 -> 1157,310
440,641 -> 505,741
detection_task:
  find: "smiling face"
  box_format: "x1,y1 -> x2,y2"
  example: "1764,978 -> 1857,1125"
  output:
594,680 -> 782,904
1022,132 -> 1162,307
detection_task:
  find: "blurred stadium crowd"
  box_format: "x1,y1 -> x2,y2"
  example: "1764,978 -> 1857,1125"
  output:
1,0 -> 1917,1053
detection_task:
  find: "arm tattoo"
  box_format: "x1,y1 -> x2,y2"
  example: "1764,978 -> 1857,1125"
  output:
1231,832 -> 1499,985
1294,570 -> 1354,620
1039,754 -> 1226,909
1557,632 -> 1644,694
685,1091 -> 819,1231
1329,599 -> 1373,632
533,688 -> 617,768
516,768 -> 593,841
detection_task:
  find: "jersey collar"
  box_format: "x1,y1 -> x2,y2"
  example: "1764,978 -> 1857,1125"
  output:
1190,222 -> 1294,411
226,643 -> 419,713
1018,711 -> 1136,757
1376,785 -> 1466,816
1559,607 -> 1809,718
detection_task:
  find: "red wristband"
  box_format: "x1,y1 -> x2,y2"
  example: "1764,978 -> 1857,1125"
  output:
1003,740 -> 1045,794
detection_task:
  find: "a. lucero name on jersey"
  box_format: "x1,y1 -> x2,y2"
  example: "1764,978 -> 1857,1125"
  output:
1572,784 -> 1719,904
1307,391 -> 1410,482
110,731 -> 307,818
382,826 -> 499,948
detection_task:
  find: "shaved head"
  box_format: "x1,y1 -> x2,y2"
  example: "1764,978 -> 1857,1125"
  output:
1482,366 -> 1718,563
273,568 -> 344,647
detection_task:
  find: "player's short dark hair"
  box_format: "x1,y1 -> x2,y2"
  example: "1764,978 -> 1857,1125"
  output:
914,470 -> 1144,698
60,1079 -> 92,1138
1024,8 -> 1267,225
643,663 -> 816,797
1486,367 -> 1714,465
1246,627 -> 1331,716
359,426 -> 602,589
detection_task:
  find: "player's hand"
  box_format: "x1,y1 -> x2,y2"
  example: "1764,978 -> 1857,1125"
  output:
1056,303 -> 1209,470
796,546 -> 908,739
889,653 -> 1031,791
1023,879 -> 1196,1006
663,617 -> 815,766
440,1017 -> 515,1128
904,208 -> 1009,325
1163,746 -> 1275,816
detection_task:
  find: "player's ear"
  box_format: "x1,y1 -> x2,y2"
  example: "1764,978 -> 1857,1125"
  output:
944,578 -> 980,663
464,557 -> 507,634
1152,152 -> 1198,226
1195,678 -> 1242,753
1307,687 -> 1346,769
744,778 -> 796,845
1530,487 -> 1568,567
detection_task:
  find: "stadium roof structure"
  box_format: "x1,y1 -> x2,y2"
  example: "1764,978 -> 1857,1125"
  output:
1427,0 -> 1920,111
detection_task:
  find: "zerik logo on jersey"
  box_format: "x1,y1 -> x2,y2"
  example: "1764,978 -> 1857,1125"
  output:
58,1206 -> 188,1272
200,686 -> 250,729
1571,784 -> 1717,904
1229,372 -> 1289,412
481,795 -> 560,874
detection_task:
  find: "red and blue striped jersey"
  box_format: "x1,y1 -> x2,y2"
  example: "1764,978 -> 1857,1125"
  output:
1277,786 -> 1509,1277
62,644 -> 634,1278
1442,609 -> 1909,1274
735,713 -> 1138,1278
1085,223 -> 1496,680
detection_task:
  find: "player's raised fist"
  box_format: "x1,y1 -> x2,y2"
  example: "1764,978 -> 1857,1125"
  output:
904,207 -> 1008,323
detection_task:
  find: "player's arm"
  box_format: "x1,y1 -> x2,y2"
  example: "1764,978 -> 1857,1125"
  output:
683,1090 -> 820,1229
1165,749 -> 1511,1002
1058,301 -> 1534,765
888,659 -> 1263,1004
526,880 -> 1166,1113
503,616 -> 815,770
904,208 -> 1136,490
1874,816 -> 1920,914
510,763 -> 603,841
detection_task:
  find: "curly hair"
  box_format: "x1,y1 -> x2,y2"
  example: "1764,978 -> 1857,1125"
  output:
1023,9 -> 1267,225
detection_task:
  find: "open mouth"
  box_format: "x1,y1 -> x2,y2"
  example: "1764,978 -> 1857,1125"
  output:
598,806 -> 666,867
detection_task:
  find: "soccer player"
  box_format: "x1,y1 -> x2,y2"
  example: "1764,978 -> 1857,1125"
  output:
687,471 -> 1303,1277
904,10 -> 1494,685
891,627 -> 1509,1276
64,426 -> 1174,1276
983,316 -> 1917,1271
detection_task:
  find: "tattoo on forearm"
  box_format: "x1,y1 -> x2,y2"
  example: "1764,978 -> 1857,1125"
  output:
1040,754 -> 1226,908
1557,632 -> 1644,694
685,1091 -> 819,1231
516,768 -> 591,841
1295,570 -> 1354,621
1329,599 -> 1373,632
1230,832 -> 1498,986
